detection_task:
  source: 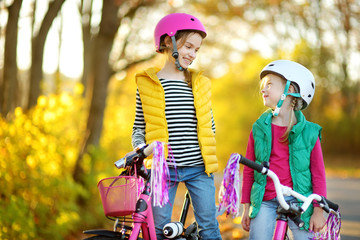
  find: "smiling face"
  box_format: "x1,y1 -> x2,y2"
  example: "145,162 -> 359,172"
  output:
176,32 -> 203,69
261,73 -> 286,109
163,31 -> 203,70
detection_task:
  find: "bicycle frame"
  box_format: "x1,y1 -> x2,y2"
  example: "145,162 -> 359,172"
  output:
129,180 -> 156,240
83,143 -> 199,240
130,176 -> 196,239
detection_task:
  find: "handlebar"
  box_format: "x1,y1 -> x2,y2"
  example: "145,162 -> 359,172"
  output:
238,154 -> 339,215
114,143 -> 155,169
113,142 -> 172,208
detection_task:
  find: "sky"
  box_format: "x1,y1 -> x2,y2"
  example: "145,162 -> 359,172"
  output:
16,0 -> 86,78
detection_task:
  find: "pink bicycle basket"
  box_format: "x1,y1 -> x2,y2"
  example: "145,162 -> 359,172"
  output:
98,176 -> 138,217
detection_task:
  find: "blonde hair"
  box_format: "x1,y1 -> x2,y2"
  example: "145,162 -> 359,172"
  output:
280,97 -> 297,143
160,30 -> 205,87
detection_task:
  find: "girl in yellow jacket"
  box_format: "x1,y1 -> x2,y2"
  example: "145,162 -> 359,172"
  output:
131,13 -> 222,240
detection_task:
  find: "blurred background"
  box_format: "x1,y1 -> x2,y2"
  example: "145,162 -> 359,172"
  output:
0,0 -> 359,239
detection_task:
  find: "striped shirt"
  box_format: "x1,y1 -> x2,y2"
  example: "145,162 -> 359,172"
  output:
132,78 -> 215,167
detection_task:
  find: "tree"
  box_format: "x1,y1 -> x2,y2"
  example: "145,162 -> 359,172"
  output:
79,0 -> 93,98
1,0 -> 23,116
73,0 -> 121,183
27,0 -> 65,110
73,0 -> 158,184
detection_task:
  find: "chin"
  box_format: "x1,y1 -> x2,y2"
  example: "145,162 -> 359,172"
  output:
179,61 -> 191,69
180,63 -> 189,69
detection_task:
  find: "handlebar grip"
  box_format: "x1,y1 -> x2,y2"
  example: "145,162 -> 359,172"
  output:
114,152 -> 138,169
239,155 -> 264,173
324,197 -> 339,212
114,144 -> 149,169
114,157 -> 126,169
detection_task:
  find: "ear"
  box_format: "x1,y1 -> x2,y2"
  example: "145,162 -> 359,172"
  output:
288,84 -> 295,93
164,36 -> 172,47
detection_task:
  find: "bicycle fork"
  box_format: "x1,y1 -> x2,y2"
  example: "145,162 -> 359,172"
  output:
130,182 -> 156,240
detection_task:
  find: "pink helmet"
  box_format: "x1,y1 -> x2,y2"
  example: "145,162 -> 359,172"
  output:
154,13 -> 207,52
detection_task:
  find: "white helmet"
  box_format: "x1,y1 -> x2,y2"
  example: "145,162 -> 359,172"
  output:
260,60 -> 315,111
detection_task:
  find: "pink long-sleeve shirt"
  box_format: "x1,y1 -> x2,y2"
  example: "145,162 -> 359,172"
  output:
240,124 -> 327,204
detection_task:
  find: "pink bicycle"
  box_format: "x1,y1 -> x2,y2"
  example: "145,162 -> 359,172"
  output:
83,143 -> 200,240
219,153 -> 341,240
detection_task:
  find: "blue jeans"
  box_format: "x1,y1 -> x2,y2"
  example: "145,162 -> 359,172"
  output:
152,166 -> 222,240
249,197 -> 313,240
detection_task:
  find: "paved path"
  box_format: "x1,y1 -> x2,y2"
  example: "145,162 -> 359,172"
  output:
327,178 -> 360,240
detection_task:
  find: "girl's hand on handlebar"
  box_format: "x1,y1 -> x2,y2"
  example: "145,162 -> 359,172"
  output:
309,207 -> 326,233
143,142 -> 155,156
241,203 -> 251,232
132,142 -> 156,158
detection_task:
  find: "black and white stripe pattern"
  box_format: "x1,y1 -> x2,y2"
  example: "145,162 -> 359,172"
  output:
161,78 -> 203,166
132,78 -> 215,167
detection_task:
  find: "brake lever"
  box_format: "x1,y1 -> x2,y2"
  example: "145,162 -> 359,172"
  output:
318,197 -> 341,219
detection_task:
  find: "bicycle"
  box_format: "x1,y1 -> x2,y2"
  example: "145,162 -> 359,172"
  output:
82,142 -> 200,240
219,153 -> 341,240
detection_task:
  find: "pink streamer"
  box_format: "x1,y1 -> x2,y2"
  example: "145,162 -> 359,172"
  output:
137,172 -> 145,197
218,153 -> 241,217
150,141 -> 174,207
311,211 -> 341,240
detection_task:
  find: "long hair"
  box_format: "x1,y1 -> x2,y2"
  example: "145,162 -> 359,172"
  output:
160,30 -> 205,87
280,97 -> 297,143
280,83 -> 302,143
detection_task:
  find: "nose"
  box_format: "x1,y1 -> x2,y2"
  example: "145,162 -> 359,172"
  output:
189,49 -> 196,59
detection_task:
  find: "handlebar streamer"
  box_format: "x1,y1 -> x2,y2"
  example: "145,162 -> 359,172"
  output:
218,153 -> 241,216
150,141 -> 175,207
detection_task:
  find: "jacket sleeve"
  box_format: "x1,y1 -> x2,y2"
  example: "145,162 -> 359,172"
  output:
241,131 -> 256,203
310,138 -> 327,201
132,89 -> 146,148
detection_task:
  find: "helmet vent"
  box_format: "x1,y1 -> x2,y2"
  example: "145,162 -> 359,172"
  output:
269,64 -> 274,67
308,94 -> 312,98
190,18 -> 195,21
311,82 -> 315,89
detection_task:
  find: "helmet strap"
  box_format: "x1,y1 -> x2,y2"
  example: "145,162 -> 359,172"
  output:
273,80 -> 301,117
171,36 -> 184,71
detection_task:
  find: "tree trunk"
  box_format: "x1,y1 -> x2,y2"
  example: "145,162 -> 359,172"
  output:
73,0 -> 121,184
2,0 -> 23,116
27,0 -> 65,110
80,0 -> 93,98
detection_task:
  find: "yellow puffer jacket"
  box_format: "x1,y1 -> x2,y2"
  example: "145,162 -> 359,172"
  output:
135,67 -> 218,175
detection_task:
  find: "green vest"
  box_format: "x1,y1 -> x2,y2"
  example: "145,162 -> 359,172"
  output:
135,67 -> 218,175
250,109 -> 322,230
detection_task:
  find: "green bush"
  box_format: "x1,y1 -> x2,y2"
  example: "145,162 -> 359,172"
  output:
0,92 -> 91,239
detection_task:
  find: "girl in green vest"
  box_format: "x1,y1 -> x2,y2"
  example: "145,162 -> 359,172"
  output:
240,60 -> 327,239
131,13 -> 221,240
